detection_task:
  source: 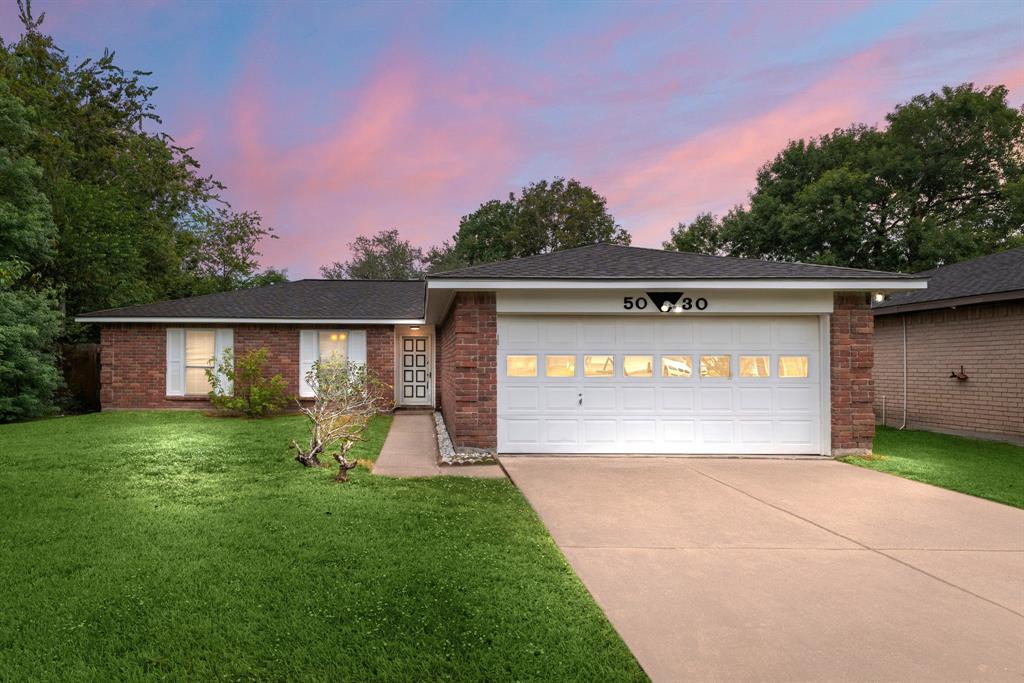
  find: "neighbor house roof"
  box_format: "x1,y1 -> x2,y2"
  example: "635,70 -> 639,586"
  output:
429,243 -> 921,280
76,280 -> 427,322
873,247 -> 1024,315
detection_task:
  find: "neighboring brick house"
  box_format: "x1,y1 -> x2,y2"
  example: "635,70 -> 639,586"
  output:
77,244 -> 926,456
872,248 -> 1024,445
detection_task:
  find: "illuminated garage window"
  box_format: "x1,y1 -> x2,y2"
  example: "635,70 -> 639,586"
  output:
506,355 -> 537,377
545,355 -> 576,377
700,355 -> 731,378
584,355 -> 615,377
660,355 -> 692,377
779,356 -> 809,378
739,355 -> 770,377
623,355 -> 654,377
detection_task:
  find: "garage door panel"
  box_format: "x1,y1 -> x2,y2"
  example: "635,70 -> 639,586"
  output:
506,386 -> 540,411
544,386 -> 581,410
658,322 -> 693,345
663,420 -> 696,443
699,387 -> 733,411
497,315 -> 822,455
503,319 -> 539,345
545,420 -> 579,444
740,420 -> 773,444
623,387 -> 656,411
542,321 -> 577,345
661,387 -> 694,410
504,419 -> 540,445
738,320 -> 772,346
738,387 -> 772,412
776,386 -> 815,411
774,319 -> 818,345
623,420 -> 657,443
582,386 -> 616,410
701,420 -> 735,443
698,319 -> 734,344
619,320 -> 655,345
776,420 -> 816,446
583,419 -> 616,444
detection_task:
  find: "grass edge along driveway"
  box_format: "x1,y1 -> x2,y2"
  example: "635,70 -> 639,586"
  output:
0,412 -> 646,682
842,426 -> 1024,509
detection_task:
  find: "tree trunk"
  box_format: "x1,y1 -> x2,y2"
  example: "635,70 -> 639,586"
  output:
334,457 -> 359,483
291,440 -> 324,468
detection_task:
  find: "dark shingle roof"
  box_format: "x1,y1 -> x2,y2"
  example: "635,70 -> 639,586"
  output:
429,244 -> 918,280
77,280 -> 426,320
874,247 -> 1024,312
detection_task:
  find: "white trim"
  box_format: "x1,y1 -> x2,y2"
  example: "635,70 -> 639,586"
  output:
393,325 -> 435,407
75,317 -> 425,324
428,278 -> 927,291
819,315 -> 832,456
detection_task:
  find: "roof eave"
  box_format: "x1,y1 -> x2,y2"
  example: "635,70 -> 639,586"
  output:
74,316 -> 427,325
426,277 -> 927,291
872,288 -> 1024,315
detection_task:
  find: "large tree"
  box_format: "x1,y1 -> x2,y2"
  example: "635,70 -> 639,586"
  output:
0,80 -> 62,421
667,84 -> 1024,272
453,177 -> 630,266
0,1 -> 278,335
319,229 -> 424,280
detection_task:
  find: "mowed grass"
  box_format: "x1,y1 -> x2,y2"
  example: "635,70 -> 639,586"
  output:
0,412 -> 646,682
842,427 -> 1024,508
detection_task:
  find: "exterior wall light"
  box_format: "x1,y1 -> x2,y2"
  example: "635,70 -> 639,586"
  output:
673,305 -> 683,313
661,302 -> 671,312
873,292 -> 885,303
410,326 -> 421,330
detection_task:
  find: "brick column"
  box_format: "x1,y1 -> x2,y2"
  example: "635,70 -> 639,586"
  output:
831,292 -> 875,455
437,292 -> 497,448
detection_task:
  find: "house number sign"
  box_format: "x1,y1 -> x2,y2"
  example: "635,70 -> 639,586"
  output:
623,292 -> 709,313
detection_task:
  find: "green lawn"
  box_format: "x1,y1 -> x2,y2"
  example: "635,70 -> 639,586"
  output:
842,427 -> 1024,508
0,412 -> 645,681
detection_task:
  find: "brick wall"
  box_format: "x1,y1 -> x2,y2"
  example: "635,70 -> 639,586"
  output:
873,301 -> 1024,445
99,323 -> 394,410
831,292 -> 875,454
436,292 -> 497,448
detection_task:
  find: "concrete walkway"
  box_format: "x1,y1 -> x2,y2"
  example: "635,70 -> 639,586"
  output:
373,412 -> 504,478
501,456 -> 1024,682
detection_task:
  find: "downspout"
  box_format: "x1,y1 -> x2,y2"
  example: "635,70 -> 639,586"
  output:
899,316 -> 908,430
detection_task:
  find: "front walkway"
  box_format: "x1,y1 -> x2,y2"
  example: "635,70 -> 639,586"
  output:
501,456 -> 1024,682
373,412 -> 504,478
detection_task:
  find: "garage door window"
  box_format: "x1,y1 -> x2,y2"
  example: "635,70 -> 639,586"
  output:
546,355 -> 576,377
507,355 -> 537,377
584,354 -> 615,377
739,355 -> 770,378
779,355 -> 809,378
623,355 -> 654,377
700,355 -> 731,378
661,355 -> 692,377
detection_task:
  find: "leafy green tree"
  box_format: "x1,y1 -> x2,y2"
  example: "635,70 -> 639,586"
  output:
672,84 -> 1024,271
664,212 -> 730,254
422,240 -> 466,274
0,79 -> 62,420
0,1 -> 277,336
320,229 -> 424,280
179,208 -> 277,295
453,178 -> 630,266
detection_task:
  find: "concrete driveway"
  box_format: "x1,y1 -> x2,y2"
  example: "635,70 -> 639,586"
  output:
500,457 -> 1024,682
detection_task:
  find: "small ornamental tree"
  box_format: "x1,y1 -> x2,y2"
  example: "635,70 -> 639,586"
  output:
206,348 -> 291,417
291,357 -> 393,482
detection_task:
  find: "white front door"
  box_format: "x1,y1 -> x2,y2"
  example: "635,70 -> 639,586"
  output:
497,316 -> 823,454
399,336 -> 431,405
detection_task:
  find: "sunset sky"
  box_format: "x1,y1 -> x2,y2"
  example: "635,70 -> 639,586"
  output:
2,0 -> 1022,277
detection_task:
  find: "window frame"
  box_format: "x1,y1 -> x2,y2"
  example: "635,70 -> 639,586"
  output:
184,328 -> 218,396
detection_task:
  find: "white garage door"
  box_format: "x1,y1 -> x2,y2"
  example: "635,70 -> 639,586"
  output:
497,316 -> 824,454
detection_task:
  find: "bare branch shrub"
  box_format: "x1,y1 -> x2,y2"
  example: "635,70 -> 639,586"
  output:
291,358 -> 393,482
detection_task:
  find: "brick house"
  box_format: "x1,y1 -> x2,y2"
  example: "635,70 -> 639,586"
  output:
77,244 -> 926,456
873,247 -> 1024,445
